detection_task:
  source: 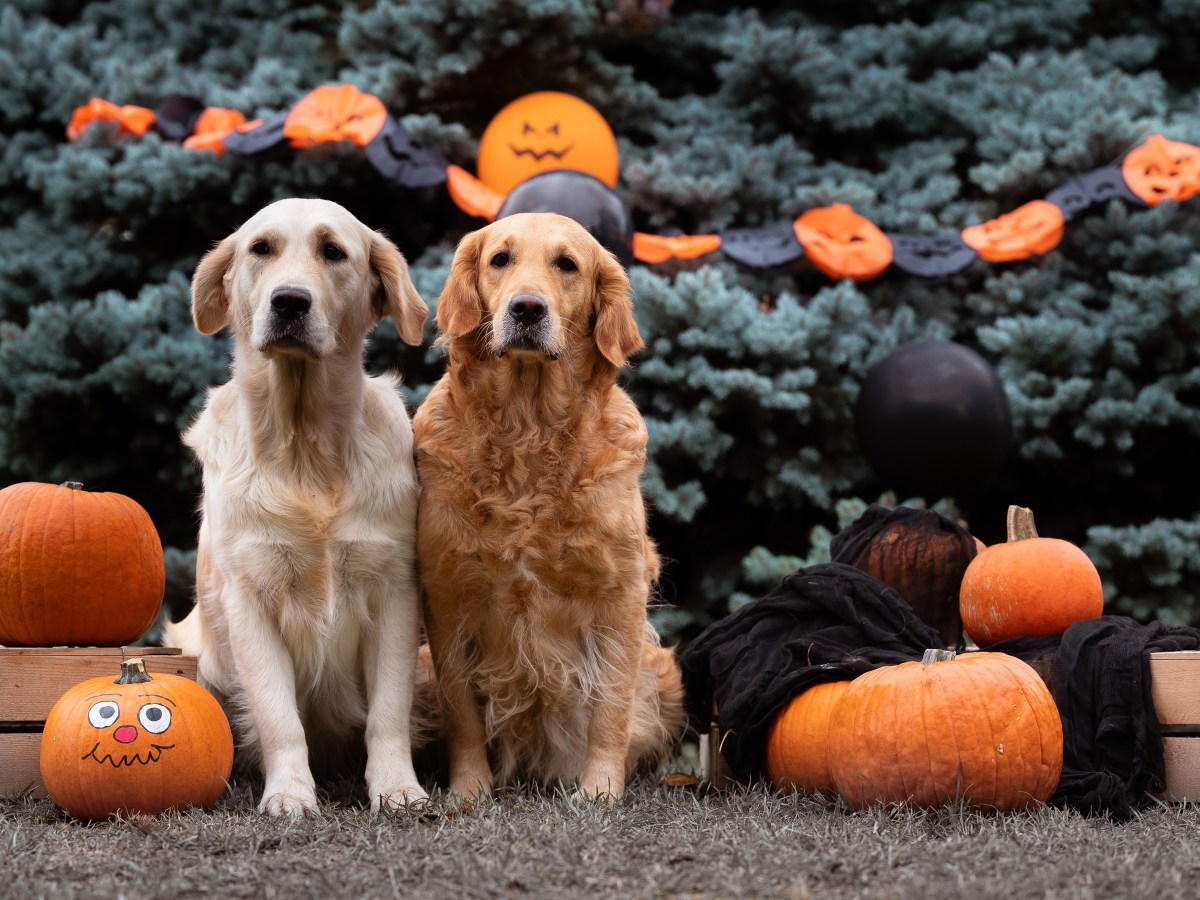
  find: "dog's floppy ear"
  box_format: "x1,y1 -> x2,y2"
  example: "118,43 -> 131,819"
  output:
592,251 -> 643,368
437,229 -> 484,339
370,232 -> 429,346
191,235 -> 237,335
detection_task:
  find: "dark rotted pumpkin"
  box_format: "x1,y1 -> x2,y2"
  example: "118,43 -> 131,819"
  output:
830,505 -> 983,648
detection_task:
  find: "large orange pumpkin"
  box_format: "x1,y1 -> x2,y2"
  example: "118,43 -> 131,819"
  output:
959,505 -> 1103,647
40,658 -> 233,820
828,649 -> 1062,811
765,680 -> 852,794
0,481 -> 165,646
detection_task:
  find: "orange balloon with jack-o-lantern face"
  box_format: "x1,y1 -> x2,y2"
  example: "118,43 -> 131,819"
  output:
477,92 -> 619,197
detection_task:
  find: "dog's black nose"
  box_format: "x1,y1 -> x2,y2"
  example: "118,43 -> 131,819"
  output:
508,293 -> 547,326
270,286 -> 312,320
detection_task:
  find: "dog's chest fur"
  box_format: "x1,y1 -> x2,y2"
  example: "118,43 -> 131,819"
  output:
190,381 -> 418,682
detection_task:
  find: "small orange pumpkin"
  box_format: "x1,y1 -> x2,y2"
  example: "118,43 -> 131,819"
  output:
765,680 -> 852,794
66,98 -> 156,142
40,658 -> 233,820
0,481 -> 165,646
959,505 -> 1103,647
792,204 -> 893,280
960,200 -> 1064,262
828,649 -> 1062,811
1121,134 -> 1200,206
183,107 -> 250,153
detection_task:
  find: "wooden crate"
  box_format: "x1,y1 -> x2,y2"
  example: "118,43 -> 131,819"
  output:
700,650 -> 1200,800
1150,650 -> 1200,802
0,647 -> 198,799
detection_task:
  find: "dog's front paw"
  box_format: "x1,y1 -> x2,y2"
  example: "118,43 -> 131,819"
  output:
370,780 -> 429,813
259,770 -> 319,818
574,769 -> 626,804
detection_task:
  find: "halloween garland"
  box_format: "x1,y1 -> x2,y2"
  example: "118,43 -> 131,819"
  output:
67,85 -> 1200,277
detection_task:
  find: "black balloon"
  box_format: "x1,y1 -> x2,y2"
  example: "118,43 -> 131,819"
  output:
855,341 -> 1012,498
497,170 -> 635,266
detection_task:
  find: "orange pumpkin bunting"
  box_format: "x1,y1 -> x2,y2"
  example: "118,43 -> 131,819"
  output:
183,107 -> 252,153
828,649 -> 1063,811
792,204 -> 894,281
40,658 -> 233,820
0,481 -> 164,647
1121,134 -> 1200,206
66,98 -> 156,142
765,680 -> 852,794
477,91 -> 620,197
632,232 -> 722,264
283,83 -> 387,148
960,200 -> 1065,262
959,505 -> 1103,647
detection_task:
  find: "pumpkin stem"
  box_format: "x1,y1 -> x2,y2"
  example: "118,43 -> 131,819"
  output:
1006,505 -> 1039,541
115,658 -> 153,685
60,481 -> 84,491
921,649 -> 956,664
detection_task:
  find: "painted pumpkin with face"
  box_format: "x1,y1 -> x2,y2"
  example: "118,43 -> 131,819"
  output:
792,204 -> 894,281
477,91 -> 620,197
40,658 -> 233,820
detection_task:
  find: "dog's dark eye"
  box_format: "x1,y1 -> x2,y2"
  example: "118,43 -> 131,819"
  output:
322,243 -> 346,261
555,256 -> 577,273
491,252 -> 510,268
250,240 -> 271,256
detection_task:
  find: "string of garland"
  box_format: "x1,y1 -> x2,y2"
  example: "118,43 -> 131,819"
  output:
67,85 -> 1200,277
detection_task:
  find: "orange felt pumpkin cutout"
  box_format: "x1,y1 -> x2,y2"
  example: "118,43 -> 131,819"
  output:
959,505 -> 1103,647
765,680 -> 852,794
446,164 -> 506,220
0,481 -> 164,647
632,232 -> 722,264
183,107 -> 250,153
960,200 -> 1065,262
66,98 -> 156,142
792,204 -> 894,281
828,649 -> 1063,811
40,658 -> 233,820
477,92 -> 619,197
283,84 -> 387,148
1121,134 -> 1200,206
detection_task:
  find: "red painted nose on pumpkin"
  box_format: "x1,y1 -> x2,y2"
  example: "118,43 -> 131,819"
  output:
113,725 -> 138,744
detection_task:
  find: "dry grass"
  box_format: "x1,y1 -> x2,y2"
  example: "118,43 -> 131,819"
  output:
3,756 -> 1199,899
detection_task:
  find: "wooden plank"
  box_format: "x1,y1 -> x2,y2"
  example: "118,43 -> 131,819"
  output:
0,732 -> 46,799
0,650 -> 198,723
1150,651 -> 1200,727
1162,736 -> 1200,802
0,646 -> 181,657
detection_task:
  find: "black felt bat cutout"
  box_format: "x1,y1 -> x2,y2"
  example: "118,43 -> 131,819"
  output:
886,233 -> 978,278
718,222 -> 805,269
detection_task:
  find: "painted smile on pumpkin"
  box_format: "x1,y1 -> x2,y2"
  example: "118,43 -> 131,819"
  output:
508,144 -> 574,161
82,742 -> 175,768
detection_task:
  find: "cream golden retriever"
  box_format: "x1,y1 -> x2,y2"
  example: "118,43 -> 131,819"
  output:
165,198 -> 430,816
413,212 -> 685,800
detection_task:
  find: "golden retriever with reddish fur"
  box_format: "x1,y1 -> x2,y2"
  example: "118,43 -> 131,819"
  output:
413,213 -> 685,800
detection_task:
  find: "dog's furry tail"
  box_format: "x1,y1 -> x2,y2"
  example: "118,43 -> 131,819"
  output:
162,607 -> 203,655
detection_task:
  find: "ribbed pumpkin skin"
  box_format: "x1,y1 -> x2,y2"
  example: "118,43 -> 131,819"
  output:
0,482 -> 165,646
827,652 -> 1063,811
40,669 -> 233,820
959,537 -> 1103,646
766,680 -> 851,793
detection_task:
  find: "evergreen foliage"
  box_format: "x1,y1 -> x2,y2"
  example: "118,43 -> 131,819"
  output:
3,0 -> 1199,639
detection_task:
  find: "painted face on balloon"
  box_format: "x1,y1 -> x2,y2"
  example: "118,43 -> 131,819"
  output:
81,694 -> 175,768
477,92 -> 620,196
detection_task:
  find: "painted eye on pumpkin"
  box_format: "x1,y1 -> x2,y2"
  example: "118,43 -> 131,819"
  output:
522,122 -> 534,134
137,703 -> 173,735
547,123 -> 559,136
87,701 -> 120,729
